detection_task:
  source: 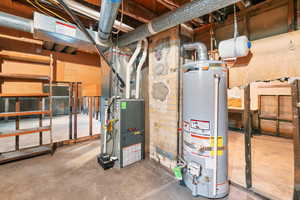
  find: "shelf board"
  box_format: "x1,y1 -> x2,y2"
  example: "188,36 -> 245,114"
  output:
0,126 -> 51,138
0,146 -> 51,164
0,93 -> 50,97
0,73 -> 49,81
0,50 -> 51,64
0,110 -> 50,117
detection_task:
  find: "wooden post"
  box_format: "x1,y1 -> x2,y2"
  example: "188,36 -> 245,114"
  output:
15,97 -> 20,151
292,80 -> 300,200
243,15 -> 250,38
74,83 -> 78,140
4,98 -> 9,121
69,83 -> 73,140
296,0 -> 300,30
243,84 -> 252,188
39,97 -> 43,145
89,97 -> 93,136
288,0 -> 296,31
258,95 -> 262,134
42,98 -> 45,118
49,54 -> 54,151
276,95 -> 280,136
96,97 -> 100,120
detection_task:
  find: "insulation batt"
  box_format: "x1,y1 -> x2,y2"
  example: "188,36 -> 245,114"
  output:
218,35 -> 251,59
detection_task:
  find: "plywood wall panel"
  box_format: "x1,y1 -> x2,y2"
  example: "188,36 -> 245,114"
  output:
1,81 -> 43,94
1,60 -> 50,75
279,96 -> 292,120
260,96 -> 277,118
279,121 -> 293,138
82,84 -> 101,96
229,30 -> 300,87
62,62 -> 101,84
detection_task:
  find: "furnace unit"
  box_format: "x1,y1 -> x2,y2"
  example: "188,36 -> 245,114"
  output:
113,99 -> 145,168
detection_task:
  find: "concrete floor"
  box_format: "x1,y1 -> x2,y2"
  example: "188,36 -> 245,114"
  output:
0,114 -> 101,152
0,140 -> 262,200
0,119 -> 293,200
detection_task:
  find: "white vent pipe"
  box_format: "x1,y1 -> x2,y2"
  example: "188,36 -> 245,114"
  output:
125,40 -> 142,98
135,39 -> 148,99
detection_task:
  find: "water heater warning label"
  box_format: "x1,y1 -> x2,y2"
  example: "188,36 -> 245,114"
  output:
56,21 -> 76,37
190,119 -> 210,130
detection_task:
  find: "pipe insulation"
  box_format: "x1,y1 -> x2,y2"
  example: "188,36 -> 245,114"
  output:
98,0 -> 121,42
135,39 -> 148,99
118,0 -> 241,47
0,12 -> 33,33
182,42 -> 208,61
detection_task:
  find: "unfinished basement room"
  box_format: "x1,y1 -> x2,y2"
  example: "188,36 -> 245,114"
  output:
0,0 -> 299,199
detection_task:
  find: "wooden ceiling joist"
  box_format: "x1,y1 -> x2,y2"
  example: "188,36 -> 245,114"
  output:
84,0 -> 157,23
156,0 -> 202,27
236,2 -> 246,10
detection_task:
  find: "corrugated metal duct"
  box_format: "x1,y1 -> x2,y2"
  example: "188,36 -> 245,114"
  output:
117,0 -> 241,47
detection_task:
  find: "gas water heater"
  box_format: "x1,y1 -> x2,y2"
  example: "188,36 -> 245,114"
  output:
181,43 -> 229,198
180,37 -> 250,198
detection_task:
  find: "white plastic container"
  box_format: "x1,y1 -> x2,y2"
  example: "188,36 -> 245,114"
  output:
218,35 -> 251,59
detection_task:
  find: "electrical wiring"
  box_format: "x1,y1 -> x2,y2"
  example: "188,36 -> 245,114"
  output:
25,0 -> 48,15
24,0 -> 70,22
34,0 -> 70,22
112,0 -> 124,35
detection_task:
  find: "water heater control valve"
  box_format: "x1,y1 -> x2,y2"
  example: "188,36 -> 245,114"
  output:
188,162 -> 201,177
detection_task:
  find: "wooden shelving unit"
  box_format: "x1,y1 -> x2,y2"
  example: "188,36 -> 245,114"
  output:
0,51 -> 54,164
258,95 -> 293,138
0,93 -> 50,97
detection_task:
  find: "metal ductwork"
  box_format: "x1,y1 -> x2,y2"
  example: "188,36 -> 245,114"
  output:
182,42 -> 208,61
98,0 -> 121,43
54,0 -> 133,33
118,0 -> 241,47
0,12 -> 33,33
0,11 -> 108,52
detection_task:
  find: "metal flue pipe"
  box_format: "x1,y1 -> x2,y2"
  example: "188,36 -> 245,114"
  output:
98,0 -> 122,43
118,0 -> 241,47
0,12 -> 33,33
182,42 -> 208,61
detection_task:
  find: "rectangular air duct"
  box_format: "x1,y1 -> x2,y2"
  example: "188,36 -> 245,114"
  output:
33,12 -> 106,53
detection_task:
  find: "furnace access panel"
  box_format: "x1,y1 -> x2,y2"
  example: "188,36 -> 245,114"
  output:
114,99 -> 145,168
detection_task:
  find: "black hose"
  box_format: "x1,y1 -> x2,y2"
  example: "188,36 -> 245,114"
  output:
55,0 -> 125,88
